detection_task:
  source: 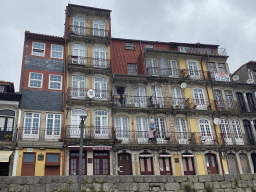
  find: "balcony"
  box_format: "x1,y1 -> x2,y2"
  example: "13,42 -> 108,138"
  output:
146,67 -> 209,80
67,56 -> 110,69
187,98 -> 214,110
65,126 -> 114,140
68,25 -> 110,38
214,100 -> 241,112
18,127 -> 61,141
208,72 -> 231,82
67,88 -> 112,101
115,131 -> 219,145
220,133 -> 254,146
178,46 -> 227,56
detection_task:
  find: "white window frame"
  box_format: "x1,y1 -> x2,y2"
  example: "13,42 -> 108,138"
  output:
125,43 -> 135,50
46,114 -> 62,140
187,60 -> 201,79
93,20 -> 105,37
32,42 -> 45,57
0,86 -> 4,93
29,72 -> 43,88
127,64 -> 137,75
48,74 -> 62,90
116,116 -> 129,143
51,44 -> 63,59
23,112 -> 40,139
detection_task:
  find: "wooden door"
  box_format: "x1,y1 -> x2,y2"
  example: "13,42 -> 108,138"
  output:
159,156 -> 172,175
243,120 -> 255,145
93,152 -> 109,175
251,153 -> 256,173
205,153 -> 219,174
21,153 -> 35,176
227,153 -> 239,174
236,92 -> 247,111
118,153 -> 132,175
139,155 -> 154,175
69,151 -> 87,175
182,156 -> 195,175
239,153 -> 251,173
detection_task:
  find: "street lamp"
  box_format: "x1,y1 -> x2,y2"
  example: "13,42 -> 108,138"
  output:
78,115 -> 87,192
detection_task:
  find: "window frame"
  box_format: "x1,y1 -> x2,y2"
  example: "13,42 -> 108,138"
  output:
145,44 -> 154,49
125,42 -> 135,50
45,153 -> 60,166
51,44 -> 64,59
48,74 -> 62,90
28,72 -> 43,88
46,113 -> 62,137
127,63 -> 137,75
23,112 -> 40,136
0,86 -> 4,93
32,42 -> 45,57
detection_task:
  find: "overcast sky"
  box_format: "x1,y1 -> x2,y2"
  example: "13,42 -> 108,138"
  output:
1,0 -> 256,91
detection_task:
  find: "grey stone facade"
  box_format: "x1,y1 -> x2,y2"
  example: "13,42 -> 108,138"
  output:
1,174 -> 256,192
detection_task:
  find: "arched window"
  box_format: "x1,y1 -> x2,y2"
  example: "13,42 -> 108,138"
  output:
198,119 -> 213,144
220,119 -> 232,145
193,88 -> 207,109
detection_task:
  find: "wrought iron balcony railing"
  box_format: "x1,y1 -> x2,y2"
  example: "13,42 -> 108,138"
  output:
115,131 -> 219,145
18,127 -> 61,141
208,72 -> 231,82
67,88 -> 112,101
220,132 -> 254,145
68,25 -> 110,38
186,98 -> 214,110
65,126 -> 114,140
67,56 -> 110,68
178,46 -> 227,56
214,100 -> 241,112
146,68 -> 209,80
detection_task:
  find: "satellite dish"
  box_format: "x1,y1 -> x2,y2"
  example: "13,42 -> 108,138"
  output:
247,79 -> 254,84
87,89 -> 95,98
214,118 -> 221,125
232,75 -> 239,81
181,82 -> 187,89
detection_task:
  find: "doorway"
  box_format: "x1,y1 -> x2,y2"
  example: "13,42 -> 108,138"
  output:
205,153 -> 219,174
118,153 -> 132,175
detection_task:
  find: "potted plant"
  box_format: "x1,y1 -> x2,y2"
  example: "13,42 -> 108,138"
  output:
4,134 -> 12,141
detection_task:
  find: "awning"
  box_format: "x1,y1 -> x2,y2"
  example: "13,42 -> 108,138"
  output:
140,154 -> 153,157
182,154 -> 194,158
0,151 -> 13,162
68,146 -> 112,151
159,154 -> 172,157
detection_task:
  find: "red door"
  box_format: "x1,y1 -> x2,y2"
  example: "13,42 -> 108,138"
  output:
69,151 -> 87,175
93,152 -> 109,175
239,153 -> 251,173
182,154 -> 195,175
205,153 -> 219,174
21,153 -> 36,176
118,153 -> 132,175
159,155 -> 172,175
227,153 -> 239,174
139,153 -> 153,175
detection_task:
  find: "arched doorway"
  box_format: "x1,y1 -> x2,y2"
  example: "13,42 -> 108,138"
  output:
239,153 -> 250,173
227,153 -> 239,174
205,153 -> 219,174
139,153 -> 153,175
159,153 -> 172,175
182,153 -> 195,175
118,153 -> 132,175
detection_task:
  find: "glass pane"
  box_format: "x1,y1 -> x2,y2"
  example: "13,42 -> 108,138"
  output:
159,158 -> 164,171
165,158 -> 170,171
211,155 -> 216,167
188,158 -> 193,171
24,154 -> 34,162
182,158 -> 187,171
0,117 -> 5,131
205,155 -> 209,167
47,154 -> 59,162
147,158 -> 152,172
140,158 -> 145,172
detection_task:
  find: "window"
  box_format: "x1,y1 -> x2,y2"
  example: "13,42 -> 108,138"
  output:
0,86 -> 4,93
46,153 -> 60,166
193,88 -> 207,109
23,113 -> 40,139
93,20 -> 105,37
167,60 -> 178,77
71,75 -> 86,98
46,114 -> 61,139
70,109 -> 86,138
224,90 -> 234,109
125,43 -> 135,50
127,64 -> 137,75
51,45 -> 63,59
95,110 -> 108,138
171,87 -> 183,108
218,63 -> 227,73
49,75 -> 62,90
214,90 -> 224,109
93,47 -> 106,68
134,87 -> 146,107
136,117 -> 149,143
147,59 -> 158,75
72,44 -> 86,65
32,42 -> 45,56
155,118 -> 166,142
73,17 -> 85,35
187,60 -> 200,79
116,116 -> 129,143
145,44 -> 154,49
94,77 -> 107,100
176,118 -> 188,144
198,119 -> 214,145
29,72 -> 43,88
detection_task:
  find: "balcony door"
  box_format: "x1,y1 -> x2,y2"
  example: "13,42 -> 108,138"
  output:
231,119 -> 244,145
72,44 -> 86,65
45,114 -> 61,140
93,20 -> 105,37
207,62 -> 216,79
70,109 -> 86,138
243,120 -> 254,145
95,110 -> 108,139
72,75 -> 86,99
187,60 -> 200,79
176,118 -> 188,144
246,93 -> 256,112
193,88 -> 207,110
116,117 -> 129,143
151,86 -> 163,108
94,77 -> 107,100
23,113 -> 40,140
205,153 -> 219,175
0,109 -> 15,141
224,90 -> 234,109
199,119 -> 214,144
171,87 -> 183,108
147,59 -> 158,76
214,90 -> 224,109
94,47 -> 106,68
236,92 -> 247,112
136,117 -> 148,143
167,60 -> 178,78
220,119 -> 232,145
134,87 -> 146,107
73,17 -> 85,35
155,118 -> 167,143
